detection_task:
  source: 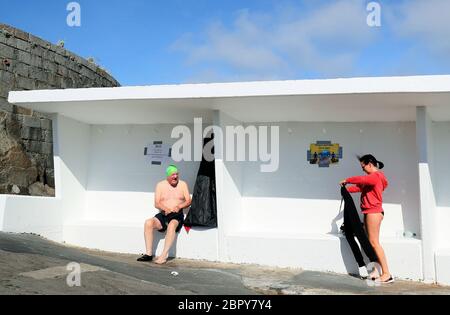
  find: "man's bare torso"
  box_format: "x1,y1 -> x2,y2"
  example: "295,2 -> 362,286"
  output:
157,180 -> 187,212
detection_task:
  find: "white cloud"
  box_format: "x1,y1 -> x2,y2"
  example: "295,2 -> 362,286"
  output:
386,0 -> 450,58
172,0 -> 379,82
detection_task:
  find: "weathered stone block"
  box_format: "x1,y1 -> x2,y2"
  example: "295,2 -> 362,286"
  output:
46,73 -> 60,86
29,68 -> 48,81
46,154 -> 54,169
21,126 -> 41,141
30,55 -> 43,68
17,50 -> 31,65
3,36 -> 17,48
26,140 -> 40,152
0,43 -> 15,59
0,24 -> 14,35
56,65 -> 68,77
16,76 -> 34,90
41,142 -> 53,155
41,49 -> 53,61
13,62 -> 29,77
30,45 -> 45,59
16,39 -> 30,52
22,116 -> 41,128
54,54 -> 66,65
42,58 -> 57,72
0,80 -> 10,97
0,99 -> 13,112
61,76 -> 74,89
0,69 -> 14,84
5,116 -> 20,138
35,80 -> 51,90
42,130 -> 53,142
14,105 -> 33,116
40,118 -> 52,130
29,34 -> 50,49
14,28 -> 29,42
45,168 -> 55,188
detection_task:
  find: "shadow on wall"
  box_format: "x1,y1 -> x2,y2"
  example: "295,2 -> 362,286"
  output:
338,237 -> 366,275
152,232 -> 178,258
151,226 -> 208,258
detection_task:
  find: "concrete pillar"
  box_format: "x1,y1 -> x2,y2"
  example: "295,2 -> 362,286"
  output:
213,110 -> 226,261
416,106 -> 437,283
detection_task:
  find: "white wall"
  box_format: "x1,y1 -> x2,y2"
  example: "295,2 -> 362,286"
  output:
432,122 -> 450,249
0,195 -> 6,230
215,111 -> 245,261
85,124 -> 201,222
0,114 -> 90,242
239,122 -> 420,238
55,114 -> 91,223
2,196 -> 62,242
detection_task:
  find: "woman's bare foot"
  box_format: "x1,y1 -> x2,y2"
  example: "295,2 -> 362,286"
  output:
154,253 -> 169,265
377,273 -> 393,283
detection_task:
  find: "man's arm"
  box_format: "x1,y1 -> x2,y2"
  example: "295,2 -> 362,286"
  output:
154,183 -> 169,214
175,182 -> 192,212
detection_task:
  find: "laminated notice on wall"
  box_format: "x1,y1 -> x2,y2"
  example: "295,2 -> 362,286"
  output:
144,141 -> 172,165
307,141 -> 343,168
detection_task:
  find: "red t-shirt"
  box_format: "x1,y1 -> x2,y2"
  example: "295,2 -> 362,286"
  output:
346,171 -> 388,214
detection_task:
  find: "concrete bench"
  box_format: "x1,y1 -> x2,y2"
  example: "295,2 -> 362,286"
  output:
63,220 -> 422,281
63,220 -> 219,261
225,231 -> 423,281
435,249 -> 450,286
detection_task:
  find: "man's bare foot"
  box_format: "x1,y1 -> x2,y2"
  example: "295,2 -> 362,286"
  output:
154,254 -> 169,265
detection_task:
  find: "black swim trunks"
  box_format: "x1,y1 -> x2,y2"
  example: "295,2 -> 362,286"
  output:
155,212 -> 184,233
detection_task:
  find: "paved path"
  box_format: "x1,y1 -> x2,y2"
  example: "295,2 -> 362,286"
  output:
0,232 -> 449,295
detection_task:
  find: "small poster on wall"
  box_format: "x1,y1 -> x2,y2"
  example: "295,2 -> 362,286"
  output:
307,141 -> 343,168
144,141 -> 172,165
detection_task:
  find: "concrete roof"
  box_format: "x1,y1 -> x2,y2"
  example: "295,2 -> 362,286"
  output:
8,75 -> 450,124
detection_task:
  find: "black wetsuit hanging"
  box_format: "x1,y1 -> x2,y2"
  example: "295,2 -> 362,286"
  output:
184,135 -> 217,229
341,185 -> 378,267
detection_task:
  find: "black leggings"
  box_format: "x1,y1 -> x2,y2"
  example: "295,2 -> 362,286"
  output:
341,186 -> 379,267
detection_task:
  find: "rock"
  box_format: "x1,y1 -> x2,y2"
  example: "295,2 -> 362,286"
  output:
5,166 -> 37,187
0,128 -> 17,155
11,185 -> 20,194
0,146 -> 32,168
1,23 -> 119,197
28,182 -> 55,197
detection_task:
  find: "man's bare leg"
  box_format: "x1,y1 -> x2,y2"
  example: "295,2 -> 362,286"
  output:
144,218 -> 162,256
155,220 -> 179,264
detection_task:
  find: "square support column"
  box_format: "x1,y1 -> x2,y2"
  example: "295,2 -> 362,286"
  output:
416,106 -> 437,283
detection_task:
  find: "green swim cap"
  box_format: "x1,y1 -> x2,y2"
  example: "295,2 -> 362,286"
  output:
166,165 -> 178,177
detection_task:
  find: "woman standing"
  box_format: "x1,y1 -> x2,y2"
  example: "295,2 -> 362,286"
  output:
340,154 -> 393,283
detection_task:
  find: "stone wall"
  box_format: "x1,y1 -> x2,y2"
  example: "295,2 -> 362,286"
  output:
0,24 -> 120,196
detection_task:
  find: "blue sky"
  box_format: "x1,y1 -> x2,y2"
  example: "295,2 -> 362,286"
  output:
1,0 -> 450,86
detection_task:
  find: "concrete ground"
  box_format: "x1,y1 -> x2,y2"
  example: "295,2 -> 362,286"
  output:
0,232 -> 449,295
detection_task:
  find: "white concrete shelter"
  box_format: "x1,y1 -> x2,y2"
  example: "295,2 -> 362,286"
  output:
2,75 -> 450,285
